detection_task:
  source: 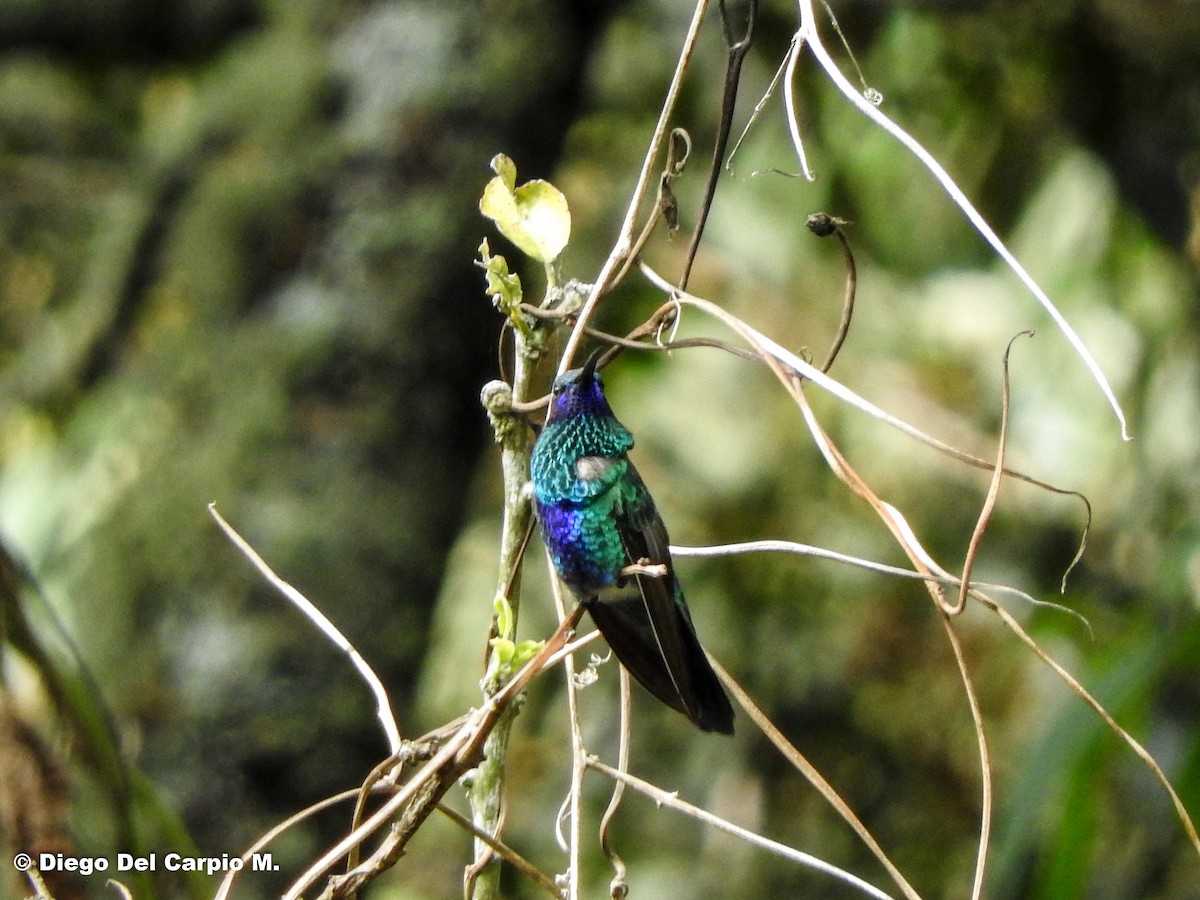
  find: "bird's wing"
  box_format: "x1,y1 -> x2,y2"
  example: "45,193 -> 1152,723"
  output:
590,460 -> 733,734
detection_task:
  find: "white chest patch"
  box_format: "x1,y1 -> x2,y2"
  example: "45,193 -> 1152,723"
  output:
576,455 -> 615,481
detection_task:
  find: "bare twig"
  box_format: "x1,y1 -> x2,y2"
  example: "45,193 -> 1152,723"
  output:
951,331 -> 1033,615
587,753 -> 903,900
279,607 -> 584,899
792,0 -> 1130,439
24,866 -> 53,899
708,658 -> 923,900
559,0 -> 713,372
208,503 -> 403,754
805,212 -> 856,374
640,265 -> 1093,558
782,32 -> 816,180
437,803 -> 562,899
598,666 -> 634,898
633,270 -> 1198,877
935,614 -> 992,900
547,551 -> 586,900
215,789 -> 361,900
611,129 -> 692,289
983,595 -> 1200,858
671,540 -> 1091,630
619,561 -> 668,580
677,0 -> 759,290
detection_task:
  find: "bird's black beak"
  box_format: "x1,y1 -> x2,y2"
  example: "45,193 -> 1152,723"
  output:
579,347 -> 602,382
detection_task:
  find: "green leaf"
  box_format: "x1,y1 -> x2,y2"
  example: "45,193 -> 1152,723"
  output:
489,637 -> 515,669
485,595 -> 543,678
489,152 -> 518,192
478,239 -> 523,310
478,239 -> 535,340
493,593 -> 515,641
511,639 -> 544,668
479,153 -> 570,263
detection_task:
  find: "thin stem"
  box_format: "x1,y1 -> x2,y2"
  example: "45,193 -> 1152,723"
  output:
559,0 -> 712,372
545,549 -> 586,900
708,658 -> 923,900
805,212 -> 856,374
215,790 -> 360,900
952,331 -> 1032,614
793,0 -> 1130,439
208,503 -> 402,755
438,803 -> 562,899
587,754 -> 903,900
670,539 -> 1089,626
641,264 -> 1093,521
782,33 -> 816,181
677,0 -> 758,290
469,309 -> 542,899
937,614 -> 992,900
285,607 -> 584,900
598,667 -> 633,895
985,595 -> 1200,858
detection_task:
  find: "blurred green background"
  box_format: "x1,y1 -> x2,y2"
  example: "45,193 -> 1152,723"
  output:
1,1 -> 1198,897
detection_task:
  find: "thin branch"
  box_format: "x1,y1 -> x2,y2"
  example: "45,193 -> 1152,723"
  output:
619,561 -> 668,580
727,37 -> 793,174
782,33 -> 816,181
641,278 -> 1196,877
586,756 -> 902,900
547,551 -> 586,900
208,503 -> 402,755
707,658 -> 923,900
805,213 -> 857,374
982,596 -> 1200,859
626,287 -> 985,897
610,129 -> 691,289
24,866 -> 53,900
670,540 -> 1091,630
284,607 -> 584,900
641,265 -> 995,446
544,628 -> 605,671
677,0 -> 758,290
437,803 -> 562,899
951,331 -> 1032,615
635,273 -> 1092,627
517,301 -> 764,367
345,730 -> 465,874
818,0 -> 876,101
792,0 -> 1130,439
935,614 -> 991,900
348,754 -> 405,875
742,376 -> 991,896
641,265 -> 1093,537
215,789 -> 360,900
559,0 -> 713,372
598,666 -> 633,897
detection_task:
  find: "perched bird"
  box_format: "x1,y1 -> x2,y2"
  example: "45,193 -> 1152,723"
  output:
530,353 -> 734,734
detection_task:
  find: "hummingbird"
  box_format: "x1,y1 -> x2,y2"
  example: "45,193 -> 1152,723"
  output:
530,353 -> 734,734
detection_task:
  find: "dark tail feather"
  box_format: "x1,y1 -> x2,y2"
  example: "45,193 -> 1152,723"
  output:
586,595 -> 735,735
